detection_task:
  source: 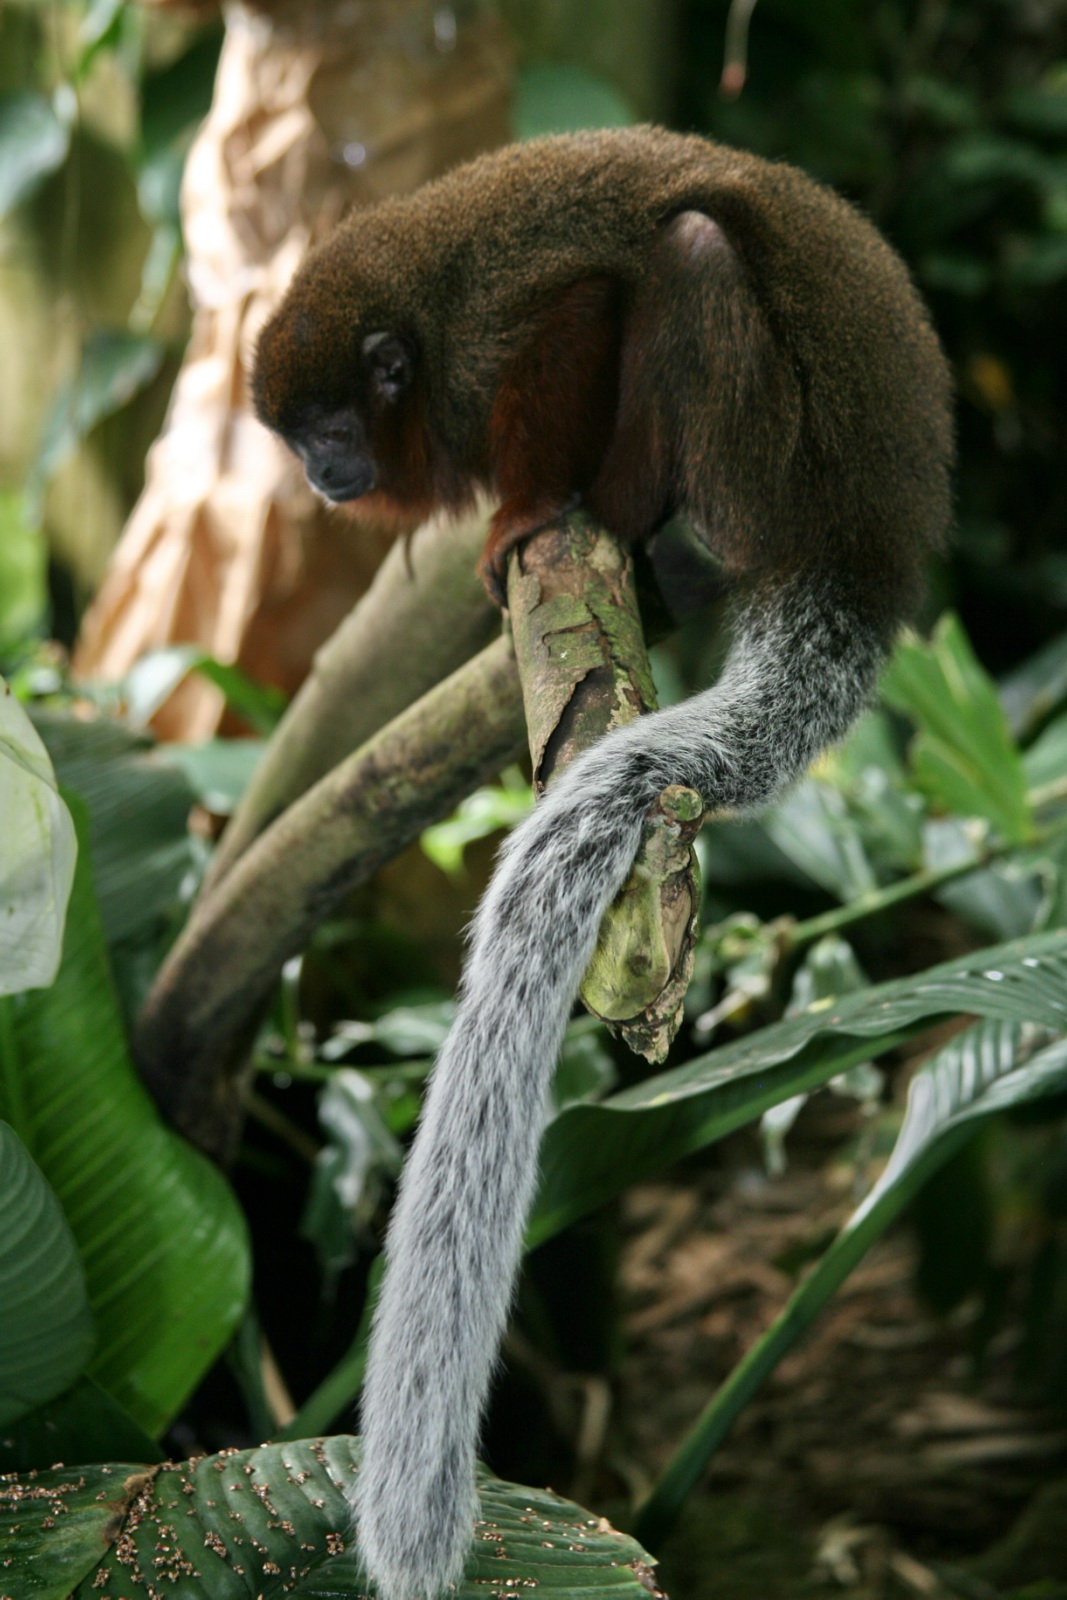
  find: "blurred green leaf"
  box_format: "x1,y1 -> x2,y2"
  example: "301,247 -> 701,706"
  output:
0,812 -> 250,1434
923,819 -> 1041,941
0,683 -> 76,995
514,63 -> 635,140
882,616 -> 1033,842
0,491 -> 48,652
762,778 -> 877,899
0,1121 -> 94,1428
158,737 -> 266,815
0,1375 -> 162,1476
33,712 -> 197,952
531,927 -> 1067,1244
421,770 -> 533,878
1001,627 -> 1067,740
28,330 -> 165,515
0,91 -> 70,217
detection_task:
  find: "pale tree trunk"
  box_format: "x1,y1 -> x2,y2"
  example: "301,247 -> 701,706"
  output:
74,0 -> 512,739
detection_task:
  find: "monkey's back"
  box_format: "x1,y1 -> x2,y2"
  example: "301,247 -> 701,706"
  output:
272,128 -> 952,617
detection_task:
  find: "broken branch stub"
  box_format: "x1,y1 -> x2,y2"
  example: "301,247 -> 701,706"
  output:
505,510 -> 703,1062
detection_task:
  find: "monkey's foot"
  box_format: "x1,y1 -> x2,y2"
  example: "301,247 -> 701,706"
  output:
480,494 -> 583,605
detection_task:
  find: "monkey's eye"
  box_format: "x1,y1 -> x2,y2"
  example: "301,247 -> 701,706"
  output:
320,421 -> 355,445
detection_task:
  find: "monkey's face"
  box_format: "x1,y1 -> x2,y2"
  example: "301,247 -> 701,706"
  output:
252,320 -> 414,505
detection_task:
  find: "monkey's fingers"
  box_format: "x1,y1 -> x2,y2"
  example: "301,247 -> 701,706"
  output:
480,494 -> 582,605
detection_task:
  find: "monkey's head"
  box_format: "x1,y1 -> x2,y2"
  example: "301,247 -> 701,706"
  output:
252,283 -> 415,505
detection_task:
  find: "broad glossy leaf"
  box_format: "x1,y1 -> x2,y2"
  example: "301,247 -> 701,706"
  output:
0,817 -> 249,1435
0,1460 -> 143,1600
531,928 -> 1067,1244
0,682 -> 76,995
33,712 -> 196,951
882,616 -> 1032,842
0,1122 -> 93,1428
0,1376 -> 162,1476
2,1440 -> 659,1599
634,1017 -> 1067,1550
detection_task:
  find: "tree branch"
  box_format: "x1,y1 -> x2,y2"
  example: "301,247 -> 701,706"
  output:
135,635 -> 525,1156
506,510 -> 702,1062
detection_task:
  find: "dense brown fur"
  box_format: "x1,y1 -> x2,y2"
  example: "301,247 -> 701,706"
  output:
251,128 -> 954,1600
253,125 -> 952,628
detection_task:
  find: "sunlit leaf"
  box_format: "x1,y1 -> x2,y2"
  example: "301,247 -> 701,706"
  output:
882,615 -> 1032,842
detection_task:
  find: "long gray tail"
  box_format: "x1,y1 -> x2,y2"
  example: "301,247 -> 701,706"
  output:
354,569 -> 888,1600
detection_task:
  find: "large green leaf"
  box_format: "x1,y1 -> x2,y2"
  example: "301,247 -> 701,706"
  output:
530,927 -> 1067,1244
0,682 -> 76,995
0,1439 -> 658,1600
0,1376 -> 162,1477
634,1017 -> 1067,1550
33,712 -> 197,951
0,1122 -> 93,1428
0,811 -> 250,1435
881,615 -> 1032,842
0,1461 -> 142,1600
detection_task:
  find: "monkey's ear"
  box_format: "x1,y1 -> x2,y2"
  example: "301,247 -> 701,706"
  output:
362,331 -> 413,402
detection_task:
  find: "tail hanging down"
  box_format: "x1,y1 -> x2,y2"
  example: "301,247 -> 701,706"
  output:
354,567 -> 889,1600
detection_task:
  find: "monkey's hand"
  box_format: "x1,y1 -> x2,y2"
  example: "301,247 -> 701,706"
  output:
479,494 -> 583,605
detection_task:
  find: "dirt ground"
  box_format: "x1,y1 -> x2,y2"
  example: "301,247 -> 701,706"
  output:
609,1092 -> 1067,1600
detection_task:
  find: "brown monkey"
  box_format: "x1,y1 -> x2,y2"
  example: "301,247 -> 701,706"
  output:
253,127 -> 952,1600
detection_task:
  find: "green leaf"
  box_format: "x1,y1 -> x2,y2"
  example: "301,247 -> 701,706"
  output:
881,616 -> 1032,842
1000,626 -> 1067,740
0,1376 -> 163,1476
1024,711 -> 1067,794
762,778 -> 877,899
33,712 -> 197,952
28,331 -> 165,513
421,771 -> 533,878
634,1018 -> 1067,1551
514,63 -> 636,140
0,1439 -> 659,1598
530,927 -> 1067,1245
0,809 -> 250,1435
0,1122 -> 93,1428
157,738 -> 267,816
0,491 -> 48,652
0,92 -> 70,218
0,682 -> 76,996
0,1460 -> 143,1600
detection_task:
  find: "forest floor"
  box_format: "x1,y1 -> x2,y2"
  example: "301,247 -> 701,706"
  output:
609,1088 -> 1067,1600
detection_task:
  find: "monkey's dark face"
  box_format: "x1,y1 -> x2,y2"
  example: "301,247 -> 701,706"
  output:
252,321 -> 414,504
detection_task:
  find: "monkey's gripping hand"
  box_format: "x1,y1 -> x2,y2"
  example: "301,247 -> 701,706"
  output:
353,571 -> 887,1600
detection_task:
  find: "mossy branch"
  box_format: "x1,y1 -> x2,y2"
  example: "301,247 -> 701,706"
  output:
505,509 -> 702,1062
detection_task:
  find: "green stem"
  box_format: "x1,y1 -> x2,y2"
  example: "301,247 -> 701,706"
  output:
274,1257 -> 383,1441
786,809 -> 1067,954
